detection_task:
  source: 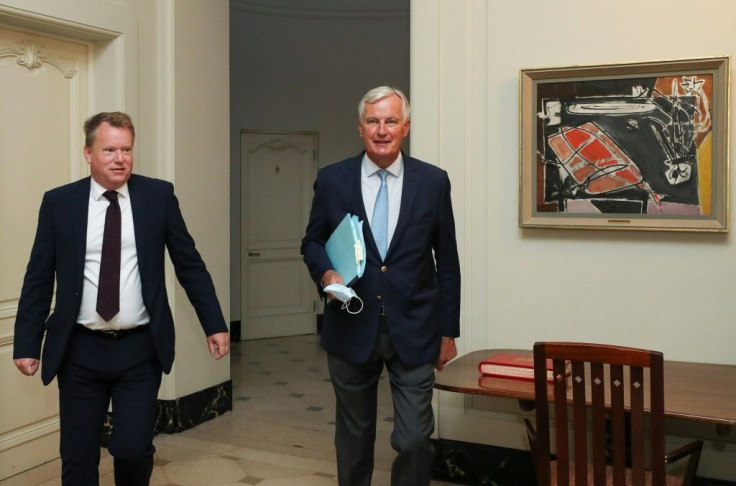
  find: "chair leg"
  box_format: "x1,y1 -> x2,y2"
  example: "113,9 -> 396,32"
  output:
524,418 -> 548,486
681,440 -> 703,486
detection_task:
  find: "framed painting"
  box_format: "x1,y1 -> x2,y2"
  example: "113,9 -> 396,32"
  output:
519,56 -> 730,232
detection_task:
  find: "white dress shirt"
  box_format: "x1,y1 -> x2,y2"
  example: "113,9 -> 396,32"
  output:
361,153 -> 403,248
77,179 -> 150,330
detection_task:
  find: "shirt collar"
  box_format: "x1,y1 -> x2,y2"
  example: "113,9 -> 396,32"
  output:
361,152 -> 403,179
90,178 -> 129,201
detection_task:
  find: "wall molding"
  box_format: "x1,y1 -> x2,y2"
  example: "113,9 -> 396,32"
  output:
0,40 -> 77,77
0,417 -> 59,453
0,299 -> 19,321
230,0 -> 408,20
0,1 -> 137,115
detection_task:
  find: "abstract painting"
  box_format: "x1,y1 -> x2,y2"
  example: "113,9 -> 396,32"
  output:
519,57 -> 729,232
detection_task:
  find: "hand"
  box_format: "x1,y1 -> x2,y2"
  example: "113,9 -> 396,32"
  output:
15,358 -> 40,376
207,332 -> 230,360
321,270 -> 343,300
435,337 -> 457,371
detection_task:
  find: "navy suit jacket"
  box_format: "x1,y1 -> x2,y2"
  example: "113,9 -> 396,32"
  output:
13,174 -> 228,385
301,153 -> 461,366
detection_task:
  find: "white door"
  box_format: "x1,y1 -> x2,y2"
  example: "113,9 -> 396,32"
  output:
0,26 -> 88,479
240,132 -> 318,340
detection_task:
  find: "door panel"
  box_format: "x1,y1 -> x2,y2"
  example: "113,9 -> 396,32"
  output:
240,132 -> 318,339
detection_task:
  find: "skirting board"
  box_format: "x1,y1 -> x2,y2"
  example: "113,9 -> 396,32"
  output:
431,438 -> 734,486
102,380 -> 232,442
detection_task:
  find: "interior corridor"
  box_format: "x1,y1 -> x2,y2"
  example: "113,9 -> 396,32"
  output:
3,335 -> 455,485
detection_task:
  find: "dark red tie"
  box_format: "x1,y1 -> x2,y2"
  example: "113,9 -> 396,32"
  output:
97,191 -> 121,321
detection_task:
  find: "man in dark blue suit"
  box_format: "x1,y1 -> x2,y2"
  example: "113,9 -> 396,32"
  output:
13,112 -> 230,486
302,87 -> 461,485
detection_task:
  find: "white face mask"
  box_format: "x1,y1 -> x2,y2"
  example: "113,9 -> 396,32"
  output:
323,284 -> 363,314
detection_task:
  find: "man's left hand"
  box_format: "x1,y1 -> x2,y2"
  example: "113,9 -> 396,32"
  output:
436,337 -> 457,371
207,332 -> 230,360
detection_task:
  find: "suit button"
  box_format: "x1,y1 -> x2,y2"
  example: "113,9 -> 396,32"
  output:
376,295 -> 383,301
381,266 -> 387,273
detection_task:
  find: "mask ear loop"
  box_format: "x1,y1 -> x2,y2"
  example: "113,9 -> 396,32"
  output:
342,296 -> 364,314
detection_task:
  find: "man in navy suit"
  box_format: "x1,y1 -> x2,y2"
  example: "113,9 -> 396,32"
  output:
302,87 -> 461,485
13,112 -> 230,486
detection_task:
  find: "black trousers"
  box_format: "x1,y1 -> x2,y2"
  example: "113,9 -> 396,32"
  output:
57,326 -> 162,486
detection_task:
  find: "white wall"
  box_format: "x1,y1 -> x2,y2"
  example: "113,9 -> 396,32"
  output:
412,0 -> 736,479
170,0 -> 232,397
172,0 -> 232,398
127,0 -> 232,399
229,1 -> 410,321
414,0 -> 736,365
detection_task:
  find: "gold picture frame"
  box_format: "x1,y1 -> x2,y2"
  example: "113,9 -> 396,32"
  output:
519,56 -> 730,232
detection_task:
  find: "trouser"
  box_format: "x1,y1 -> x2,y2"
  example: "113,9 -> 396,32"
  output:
327,317 -> 436,486
57,325 -> 162,486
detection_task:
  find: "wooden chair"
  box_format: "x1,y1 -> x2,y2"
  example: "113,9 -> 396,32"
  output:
524,342 -> 703,486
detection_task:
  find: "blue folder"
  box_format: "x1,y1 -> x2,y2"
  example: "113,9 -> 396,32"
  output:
325,213 -> 366,286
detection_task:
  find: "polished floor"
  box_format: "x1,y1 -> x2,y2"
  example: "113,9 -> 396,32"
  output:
3,335 -> 455,485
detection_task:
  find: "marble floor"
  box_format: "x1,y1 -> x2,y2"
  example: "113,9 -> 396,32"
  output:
3,334 -> 456,485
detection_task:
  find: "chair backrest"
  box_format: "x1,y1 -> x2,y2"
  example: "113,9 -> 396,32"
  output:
532,342 -> 665,486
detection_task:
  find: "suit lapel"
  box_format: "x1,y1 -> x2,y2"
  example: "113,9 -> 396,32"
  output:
344,155 -> 367,221
127,175 -> 148,274
387,155 -> 420,258
72,178 -> 91,288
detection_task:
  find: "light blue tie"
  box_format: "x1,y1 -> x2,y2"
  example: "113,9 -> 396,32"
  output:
372,169 -> 389,260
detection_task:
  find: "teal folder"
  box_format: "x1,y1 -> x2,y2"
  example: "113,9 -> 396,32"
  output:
325,213 -> 366,286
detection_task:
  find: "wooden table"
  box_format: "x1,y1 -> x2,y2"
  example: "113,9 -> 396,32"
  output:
435,349 -> 736,436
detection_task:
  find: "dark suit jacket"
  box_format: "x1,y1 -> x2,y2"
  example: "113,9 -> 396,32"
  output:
13,174 -> 228,385
301,153 -> 461,367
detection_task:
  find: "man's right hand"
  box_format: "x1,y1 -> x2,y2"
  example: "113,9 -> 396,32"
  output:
15,358 -> 40,376
321,270 -> 343,300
